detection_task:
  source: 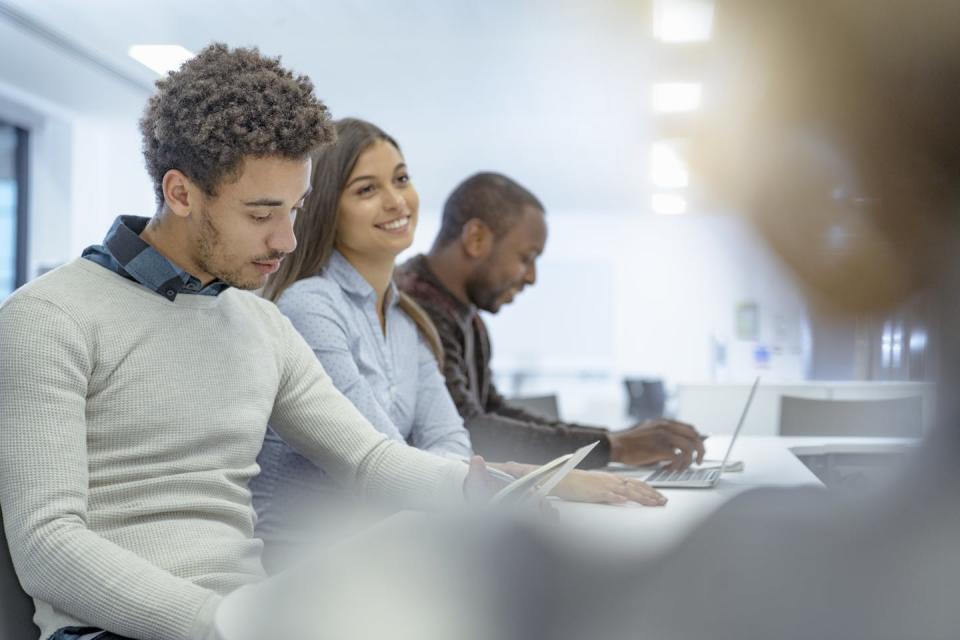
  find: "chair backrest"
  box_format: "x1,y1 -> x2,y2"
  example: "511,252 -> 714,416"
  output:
623,378 -> 666,422
779,395 -> 923,437
507,394 -> 560,420
0,503 -> 39,640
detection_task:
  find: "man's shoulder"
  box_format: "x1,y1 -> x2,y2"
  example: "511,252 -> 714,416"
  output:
394,255 -> 426,291
2,258 -> 114,314
0,259 -> 130,342
395,256 -> 457,320
225,286 -> 280,312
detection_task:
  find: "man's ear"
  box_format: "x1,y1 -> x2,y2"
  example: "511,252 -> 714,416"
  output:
162,169 -> 198,219
461,219 -> 494,259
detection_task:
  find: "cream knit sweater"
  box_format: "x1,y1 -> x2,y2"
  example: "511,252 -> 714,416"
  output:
0,258 -> 467,640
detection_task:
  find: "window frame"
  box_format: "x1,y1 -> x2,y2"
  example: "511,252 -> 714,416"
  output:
1,120 -> 29,293
13,125 -> 28,289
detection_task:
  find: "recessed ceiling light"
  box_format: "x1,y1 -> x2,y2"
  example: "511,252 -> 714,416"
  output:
652,82 -> 702,113
128,44 -> 195,75
650,141 -> 689,188
652,193 -> 688,215
653,0 -> 714,43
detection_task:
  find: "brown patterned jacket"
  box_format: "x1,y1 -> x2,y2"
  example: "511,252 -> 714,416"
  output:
396,254 -> 611,468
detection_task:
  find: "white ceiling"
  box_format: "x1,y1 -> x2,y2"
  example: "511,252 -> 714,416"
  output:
1,0 -> 666,213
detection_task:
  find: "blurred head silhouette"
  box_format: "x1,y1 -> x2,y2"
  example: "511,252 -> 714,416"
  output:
693,0 -> 960,319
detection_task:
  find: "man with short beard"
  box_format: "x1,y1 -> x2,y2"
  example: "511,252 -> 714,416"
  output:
0,44 -> 477,640
397,172 -> 705,470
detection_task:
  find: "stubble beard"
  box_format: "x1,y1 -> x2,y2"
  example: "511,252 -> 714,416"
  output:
194,207 -> 262,291
465,261 -> 515,313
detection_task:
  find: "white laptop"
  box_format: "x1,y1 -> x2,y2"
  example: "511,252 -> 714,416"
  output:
639,377 -> 760,488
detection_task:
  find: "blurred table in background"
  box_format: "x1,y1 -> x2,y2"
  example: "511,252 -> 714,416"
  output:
556,435 -> 916,562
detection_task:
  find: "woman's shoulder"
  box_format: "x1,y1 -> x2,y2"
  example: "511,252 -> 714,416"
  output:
276,274 -> 353,320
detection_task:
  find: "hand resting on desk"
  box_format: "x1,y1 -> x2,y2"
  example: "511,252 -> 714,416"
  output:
495,461 -> 668,506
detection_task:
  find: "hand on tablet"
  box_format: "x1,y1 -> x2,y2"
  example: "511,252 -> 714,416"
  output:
463,456 -> 508,503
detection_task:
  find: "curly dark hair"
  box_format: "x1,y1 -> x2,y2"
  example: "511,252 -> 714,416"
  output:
139,42 -> 334,208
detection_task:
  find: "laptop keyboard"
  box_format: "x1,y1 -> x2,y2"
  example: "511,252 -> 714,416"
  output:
647,467 -> 720,483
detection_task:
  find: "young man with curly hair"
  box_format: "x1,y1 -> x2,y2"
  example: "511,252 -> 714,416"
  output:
0,44 -> 481,640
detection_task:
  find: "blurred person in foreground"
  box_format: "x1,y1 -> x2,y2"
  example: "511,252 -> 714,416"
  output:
554,1 -> 960,638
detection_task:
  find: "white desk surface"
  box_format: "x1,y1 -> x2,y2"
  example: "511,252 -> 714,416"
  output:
215,436 -> 917,639
554,435 -> 916,561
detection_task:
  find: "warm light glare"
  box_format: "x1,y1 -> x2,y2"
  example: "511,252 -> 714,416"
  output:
652,193 -> 688,215
129,45 -> 195,75
650,142 -> 689,188
653,0 -> 715,43
652,82 -> 702,112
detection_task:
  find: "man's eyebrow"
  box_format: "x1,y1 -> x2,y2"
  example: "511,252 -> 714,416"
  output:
243,187 -> 312,208
243,198 -> 283,207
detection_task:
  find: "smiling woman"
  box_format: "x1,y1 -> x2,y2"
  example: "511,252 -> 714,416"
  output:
333,137 -> 420,310
250,119 -> 667,565
263,119 -> 411,305
251,119 -> 477,558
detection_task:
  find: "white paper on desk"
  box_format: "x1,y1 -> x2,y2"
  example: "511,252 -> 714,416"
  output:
603,459 -> 745,474
490,441 -> 599,505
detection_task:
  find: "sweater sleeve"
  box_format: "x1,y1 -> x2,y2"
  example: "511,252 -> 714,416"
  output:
426,302 -> 612,469
0,295 -> 221,640
268,313 -> 468,507
483,379 -> 611,468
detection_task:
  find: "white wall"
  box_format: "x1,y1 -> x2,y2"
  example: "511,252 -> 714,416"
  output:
1,4 -> 817,433
0,14 -> 154,278
479,211 -> 812,426
401,207 -> 813,428
68,116 -> 154,258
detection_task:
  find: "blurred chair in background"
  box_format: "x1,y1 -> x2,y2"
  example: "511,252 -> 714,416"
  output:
506,394 -> 560,421
779,395 -> 922,437
1,504 -> 39,640
623,378 -> 666,423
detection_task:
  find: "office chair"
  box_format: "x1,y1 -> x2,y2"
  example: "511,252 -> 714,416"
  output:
506,394 -> 560,420
1,503 -> 40,640
624,378 -> 666,422
779,395 -> 923,437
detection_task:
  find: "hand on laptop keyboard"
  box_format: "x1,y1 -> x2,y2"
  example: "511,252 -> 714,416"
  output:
608,419 -> 707,471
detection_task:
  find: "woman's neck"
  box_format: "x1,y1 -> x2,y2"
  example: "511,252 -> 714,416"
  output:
336,246 -> 396,332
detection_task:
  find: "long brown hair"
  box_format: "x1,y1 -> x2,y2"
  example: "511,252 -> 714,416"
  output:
263,117 -> 444,365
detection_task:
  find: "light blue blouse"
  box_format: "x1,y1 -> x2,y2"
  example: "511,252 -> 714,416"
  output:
252,251 -> 471,541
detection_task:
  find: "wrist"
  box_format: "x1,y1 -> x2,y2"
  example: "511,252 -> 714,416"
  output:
606,432 -> 622,462
487,461 -> 523,479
